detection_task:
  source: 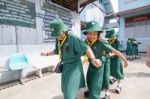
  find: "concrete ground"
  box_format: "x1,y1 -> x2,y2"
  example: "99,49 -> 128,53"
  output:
0,53 -> 150,99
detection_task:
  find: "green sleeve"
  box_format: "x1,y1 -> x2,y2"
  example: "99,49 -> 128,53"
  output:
73,37 -> 89,56
53,40 -> 58,54
115,41 -> 122,51
102,41 -> 113,53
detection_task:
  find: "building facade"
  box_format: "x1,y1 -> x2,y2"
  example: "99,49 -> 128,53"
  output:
0,0 -> 81,83
0,0 -> 81,56
80,0 -> 115,39
118,0 -> 150,52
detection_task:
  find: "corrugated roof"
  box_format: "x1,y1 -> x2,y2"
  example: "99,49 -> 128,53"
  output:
80,0 -> 88,4
80,0 -> 114,14
51,0 -> 114,14
80,0 -> 96,7
50,0 -> 96,11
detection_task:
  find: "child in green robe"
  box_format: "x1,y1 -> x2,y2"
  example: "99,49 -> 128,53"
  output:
106,28 -> 128,94
126,38 -> 134,60
83,21 -> 128,99
40,19 -> 102,99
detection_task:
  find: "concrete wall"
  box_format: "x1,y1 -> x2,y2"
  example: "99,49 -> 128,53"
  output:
80,1 -> 105,40
0,0 -> 81,59
118,0 -> 150,52
80,1 -> 105,26
0,0 -> 81,83
119,14 -> 150,52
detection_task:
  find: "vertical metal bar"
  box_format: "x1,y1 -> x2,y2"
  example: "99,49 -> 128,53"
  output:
15,26 -> 19,53
77,0 -> 80,13
79,5 -> 86,14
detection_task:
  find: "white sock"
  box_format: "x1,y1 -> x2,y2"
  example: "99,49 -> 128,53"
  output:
106,90 -> 110,96
117,82 -> 122,87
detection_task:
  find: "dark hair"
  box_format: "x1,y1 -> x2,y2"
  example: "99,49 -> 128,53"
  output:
115,38 -> 120,43
97,32 -> 100,39
98,31 -> 103,39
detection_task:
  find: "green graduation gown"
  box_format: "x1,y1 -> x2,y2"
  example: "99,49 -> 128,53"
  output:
126,40 -> 134,56
132,40 -> 139,55
86,40 -> 113,99
102,54 -> 111,90
54,33 -> 88,99
110,39 -> 124,80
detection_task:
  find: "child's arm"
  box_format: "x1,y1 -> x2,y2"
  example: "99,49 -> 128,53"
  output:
40,51 -> 55,56
86,48 -> 102,68
112,49 -> 128,68
109,53 -> 115,57
41,40 -> 58,56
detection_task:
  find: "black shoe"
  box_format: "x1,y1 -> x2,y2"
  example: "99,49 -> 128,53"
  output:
84,91 -> 89,98
126,57 -> 130,60
129,58 -> 133,61
115,86 -> 121,94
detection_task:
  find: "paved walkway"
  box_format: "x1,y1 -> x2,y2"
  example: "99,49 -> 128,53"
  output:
0,53 -> 150,99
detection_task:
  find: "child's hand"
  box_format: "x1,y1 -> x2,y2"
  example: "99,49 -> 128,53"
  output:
92,59 -> 102,68
124,60 -> 128,68
109,53 -> 115,57
40,52 -> 48,56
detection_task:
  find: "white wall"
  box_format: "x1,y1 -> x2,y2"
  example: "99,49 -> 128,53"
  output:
118,0 -> 150,52
0,0 -> 80,56
0,0 -> 81,83
80,1 -> 105,26
119,16 -> 150,52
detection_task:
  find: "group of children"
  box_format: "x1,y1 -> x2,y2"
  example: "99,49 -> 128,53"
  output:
41,19 -> 128,99
82,22 -> 128,99
126,38 -> 141,61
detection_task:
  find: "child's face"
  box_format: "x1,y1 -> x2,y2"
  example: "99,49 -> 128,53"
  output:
87,32 -> 98,41
108,37 -> 116,41
57,32 -> 66,40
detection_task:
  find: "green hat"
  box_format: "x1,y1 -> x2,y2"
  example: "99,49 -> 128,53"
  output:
83,21 -> 103,35
132,38 -> 136,41
105,28 -> 116,38
128,38 -> 132,40
128,38 -> 134,41
49,19 -> 68,37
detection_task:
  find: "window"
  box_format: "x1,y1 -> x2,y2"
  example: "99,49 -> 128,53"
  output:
125,23 -> 134,38
125,14 -> 150,38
